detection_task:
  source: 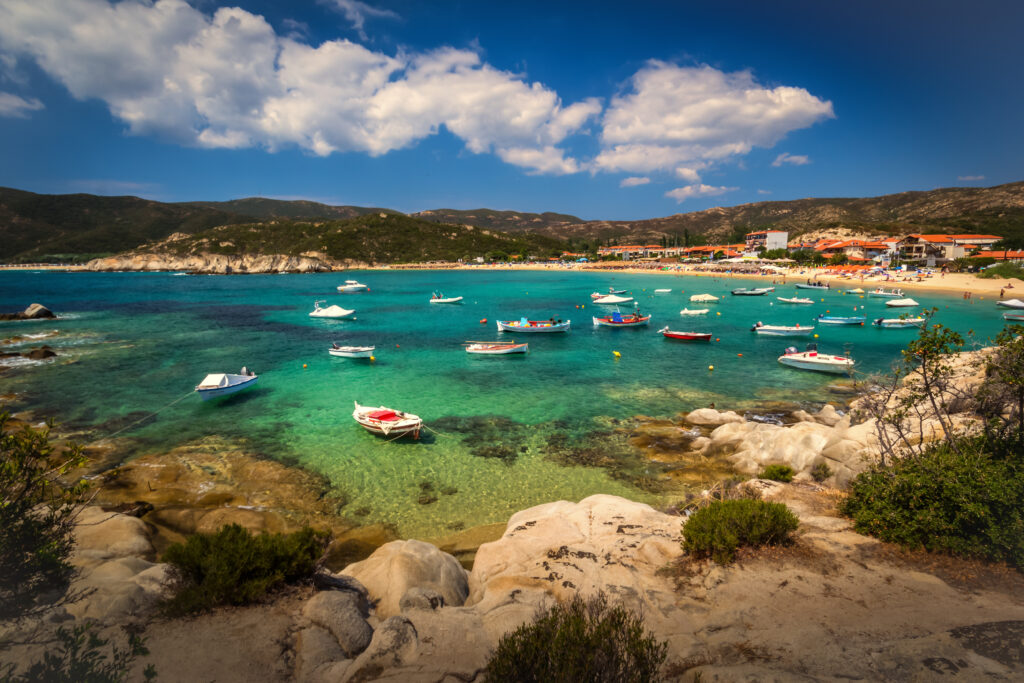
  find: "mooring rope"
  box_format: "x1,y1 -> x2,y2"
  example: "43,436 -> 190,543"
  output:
94,390 -> 195,442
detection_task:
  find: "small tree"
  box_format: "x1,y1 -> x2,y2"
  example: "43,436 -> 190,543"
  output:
0,413 -> 89,622
828,253 -> 849,265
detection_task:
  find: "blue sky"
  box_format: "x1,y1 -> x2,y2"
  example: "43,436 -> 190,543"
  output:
0,0 -> 1021,220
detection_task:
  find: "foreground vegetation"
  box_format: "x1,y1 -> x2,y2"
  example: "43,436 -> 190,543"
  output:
846,322 -> 1024,568
483,593 -> 668,682
161,523 -> 329,616
682,499 -> 800,564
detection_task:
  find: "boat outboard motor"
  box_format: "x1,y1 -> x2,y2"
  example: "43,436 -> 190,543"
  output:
805,343 -> 818,353
784,346 -> 798,355
874,318 -> 883,326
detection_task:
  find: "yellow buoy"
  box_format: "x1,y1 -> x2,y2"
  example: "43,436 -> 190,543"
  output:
613,350 -> 621,358
814,334 -> 819,338
708,365 -> 714,371
716,311 -> 721,316
303,363 -> 307,368
370,356 -> 376,362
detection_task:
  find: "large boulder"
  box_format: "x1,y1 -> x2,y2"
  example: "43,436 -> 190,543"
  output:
684,408 -> 745,426
301,591 -> 373,657
22,303 -> 55,319
74,506 -> 155,565
340,616 -> 419,683
342,540 -> 468,619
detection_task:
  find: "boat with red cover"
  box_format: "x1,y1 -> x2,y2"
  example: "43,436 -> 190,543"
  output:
658,326 -> 712,341
592,309 -> 651,327
352,401 -> 423,439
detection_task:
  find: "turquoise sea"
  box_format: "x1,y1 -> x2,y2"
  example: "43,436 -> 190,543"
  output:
0,269 -> 1011,538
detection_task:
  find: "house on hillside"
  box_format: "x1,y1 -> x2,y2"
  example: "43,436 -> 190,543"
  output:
744,230 -> 788,254
896,234 -> 1001,265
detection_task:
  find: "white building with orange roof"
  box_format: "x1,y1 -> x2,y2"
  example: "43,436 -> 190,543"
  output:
744,229 -> 788,254
897,234 -> 1001,264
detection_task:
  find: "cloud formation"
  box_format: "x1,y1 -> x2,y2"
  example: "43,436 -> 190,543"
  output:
323,0 -> 399,39
0,0 -> 598,174
0,90 -> 42,117
620,176 -> 650,187
595,62 -> 833,177
772,152 -> 810,167
665,184 -> 737,203
957,175 -> 985,181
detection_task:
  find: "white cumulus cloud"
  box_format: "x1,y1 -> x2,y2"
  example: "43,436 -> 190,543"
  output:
0,90 -> 42,117
757,189 -> 772,195
772,152 -> 810,167
665,184 -> 738,203
0,0 -> 599,174
619,176 -> 650,187
595,61 -> 833,175
323,0 -> 399,39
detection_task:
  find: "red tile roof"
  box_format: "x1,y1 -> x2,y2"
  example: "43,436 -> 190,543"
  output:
971,250 -> 1024,259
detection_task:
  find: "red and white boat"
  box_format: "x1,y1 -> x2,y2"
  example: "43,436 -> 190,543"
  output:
465,341 -> 529,355
496,318 -> 571,333
658,326 -> 711,341
1004,312 -> 1024,322
592,310 -> 651,327
353,401 -> 422,439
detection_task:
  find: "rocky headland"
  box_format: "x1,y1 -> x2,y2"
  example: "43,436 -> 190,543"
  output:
83,252 -> 367,274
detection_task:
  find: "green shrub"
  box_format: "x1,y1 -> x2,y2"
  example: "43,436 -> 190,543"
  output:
161,524 -> 328,615
758,464 -> 795,482
0,622 -> 155,683
810,462 -> 833,483
483,593 -> 667,682
840,438 -> 1024,568
977,262 -> 1024,280
682,499 -> 799,564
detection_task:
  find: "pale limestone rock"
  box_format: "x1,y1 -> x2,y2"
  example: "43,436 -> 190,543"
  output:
22,303 -> 55,319
294,625 -> 349,682
685,408 -> 746,426
73,507 -> 155,565
398,587 -> 446,612
813,404 -> 843,426
340,616 -> 419,683
342,540 -> 468,619
302,591 -> 373,657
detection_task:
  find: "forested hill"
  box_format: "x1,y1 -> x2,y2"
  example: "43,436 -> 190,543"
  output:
132,214 -> 567,264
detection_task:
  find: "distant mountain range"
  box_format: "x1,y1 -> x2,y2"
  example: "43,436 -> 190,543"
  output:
1,181 -> 1022,263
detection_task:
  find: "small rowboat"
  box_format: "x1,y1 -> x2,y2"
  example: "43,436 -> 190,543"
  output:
593,294 -> 634,305
654,289 -> 671,293
817,314 -> 866,325
777,297 -> 814,304
1003,312 -> 1024,321
658,326 -> 711,341
690,294 -> 719,303
592,310 -> 651,328
353,401 -> 422,439
679,308 -> 709,316
310,300 -> 355,318
338,280 -> 368,293
869,288 -> 903,298
497,318 -> 571,333
795,282 -> 830,290
195,370 -> 258,401
996,298 -> 1024,309
885,298 -> 918,308
465,341 -> 529,355
873,318 -> 925,329
329,345 -> 375,358
731,288 -> 772,296
430,293 -> 463,304
778,344 -> 854,374
751,322 -> 814,336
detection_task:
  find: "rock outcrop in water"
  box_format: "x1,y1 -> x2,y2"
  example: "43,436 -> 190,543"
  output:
84,252 -> 368,274
0,303 -> 56,320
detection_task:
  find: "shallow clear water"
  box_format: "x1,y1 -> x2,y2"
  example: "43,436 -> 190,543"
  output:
0,270 -> 1010,538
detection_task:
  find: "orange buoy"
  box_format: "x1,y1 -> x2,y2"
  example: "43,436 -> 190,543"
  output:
737,353 -> 743,357
303,364 -> 307,368
480,318 -> 487,324
396,344 -> 400,348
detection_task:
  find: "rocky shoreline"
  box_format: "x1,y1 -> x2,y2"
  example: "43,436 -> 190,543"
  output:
83,252 -> 370,274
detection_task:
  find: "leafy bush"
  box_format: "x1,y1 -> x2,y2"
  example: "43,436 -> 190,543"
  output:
840,437 -> 1024,568
811,462 -> 833,483
483,593 -> 667,682
0,412 -> 89,621
977,262 -> 1024,280
161,524 -> 328,615
0,622 -> 155,683
682,499 -> 799,564
758,464 -> 794,482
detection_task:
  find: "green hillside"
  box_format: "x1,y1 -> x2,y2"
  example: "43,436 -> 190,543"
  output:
141,214 -> 567,264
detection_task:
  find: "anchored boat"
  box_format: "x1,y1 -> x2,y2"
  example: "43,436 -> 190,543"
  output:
353,401 -> 422,439
778,344 -> 854,374
751,322 -> 815,336
868,287 -> 903,298
731,287 -> 773,296
465,341 -> 529,355
310,300 -> 355,318
658,326 -> 711,341
885,298 -> 919,308
817,314 -> 866,325
996,298 -> 1024,309
872,317 -> 925,329
195,369 -> 258,401
592,309 -> 651,328
592,294 -> 634,305
795,282 -> 830,290
777,297 -> 814,304
338,280 -> 368,293
329,344 -> 375,358
430,292 -> 464,304
690,294 -> 720,303
1003,312 -> 1024,321
496,318 -> 571,333
679,308 -> 710,316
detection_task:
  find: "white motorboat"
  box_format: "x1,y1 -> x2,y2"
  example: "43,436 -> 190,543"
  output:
465,341 -> 529,355
795,282 -> 829,290
593,294 -> 634,305
996,298 -> 1024,309
654,289 -> 671,293
310,300 -> 355,318
885,298 -> 919,308
338,280 -> 369,293
872,317 -> 926,329
751,322 -> 815,337
679,308 -> 710,316
497,318 -> 571,333
429,293 -> 464,304
777,297 -> 814,304
868,287 -> 903,298
195,370 -> 258,401
690,294 -> 719,303
329,344 -> 375,358
353,401 -> 422,439
778,345 -> 854,374
731,287 -> 773,296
